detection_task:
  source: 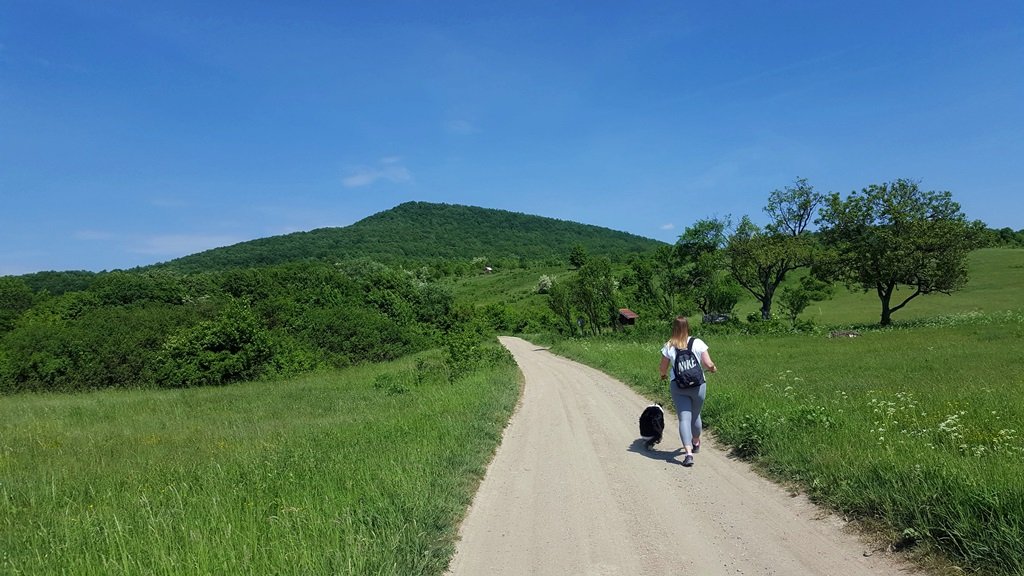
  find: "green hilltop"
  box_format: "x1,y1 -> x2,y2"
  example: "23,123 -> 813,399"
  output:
152,201 -> 666,273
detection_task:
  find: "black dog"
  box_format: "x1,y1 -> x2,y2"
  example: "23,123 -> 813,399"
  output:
638,404 -> 665,450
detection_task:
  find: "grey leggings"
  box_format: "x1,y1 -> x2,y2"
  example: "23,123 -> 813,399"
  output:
670,382 -> 706,447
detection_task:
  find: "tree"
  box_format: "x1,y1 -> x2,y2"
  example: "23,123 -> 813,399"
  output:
649,245 -> 687,318
572,256 -> 617,335
727,218 -> 819,319
619,251 -> 676,320
568,243 -> 588,269
817,179 -> 985,326
675,218 -> 739,316
764,177 -> 823,236
727,179 -> 824,319
547,280 -> 576,335
778,275 -> 833,325
0,277 -> 35,333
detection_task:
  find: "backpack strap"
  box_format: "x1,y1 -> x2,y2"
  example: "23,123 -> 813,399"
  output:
686,337 -> 694,352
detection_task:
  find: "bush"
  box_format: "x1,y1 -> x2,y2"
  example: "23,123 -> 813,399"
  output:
373,372 -> 410,395
537,275 -> 553,294
743,313 -> 797,335
1,260 -> 472,394
156,301 -> 273,387
0,303 -> 200,392
300,305 -> 412,366
443,331 -> 481,379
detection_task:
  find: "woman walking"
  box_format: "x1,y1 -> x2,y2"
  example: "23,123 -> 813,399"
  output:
659,316 -> 717,467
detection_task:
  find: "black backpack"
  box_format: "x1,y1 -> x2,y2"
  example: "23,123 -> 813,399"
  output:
672,337 -> 705,389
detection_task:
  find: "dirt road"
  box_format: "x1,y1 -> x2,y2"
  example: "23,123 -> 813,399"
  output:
445,336 -> 914,576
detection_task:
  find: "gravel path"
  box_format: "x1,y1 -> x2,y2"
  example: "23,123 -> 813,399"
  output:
444,336 -> 916,576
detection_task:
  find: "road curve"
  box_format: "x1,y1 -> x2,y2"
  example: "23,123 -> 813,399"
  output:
444,336 -> 915,576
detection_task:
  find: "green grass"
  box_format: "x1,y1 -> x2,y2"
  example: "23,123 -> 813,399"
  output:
442,264 -> 568,306
546,310 -> 1024,575
442,264 -> 577,333
0,351 -> 519,575
734,248 -> 1024,326
4,248 -> 1020,574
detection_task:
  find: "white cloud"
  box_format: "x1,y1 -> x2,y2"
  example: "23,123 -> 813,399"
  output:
342,157 -> 413,188
130,234 -> 242,256
445,119 -> 478,135
660,223 -> 675,231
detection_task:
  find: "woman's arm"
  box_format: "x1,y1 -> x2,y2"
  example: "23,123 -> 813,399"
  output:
659,356 -> 670,380
701,351 -> 717,373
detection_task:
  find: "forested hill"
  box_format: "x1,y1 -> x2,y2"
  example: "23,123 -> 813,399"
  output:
153,201 -> 666,273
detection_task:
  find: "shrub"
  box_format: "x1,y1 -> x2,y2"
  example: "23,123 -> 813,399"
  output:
537,275 -> 553,294
373,372 -> 410,395
0,303 -> 200,392
443,330 -> 481,379
156,301 -> 273,387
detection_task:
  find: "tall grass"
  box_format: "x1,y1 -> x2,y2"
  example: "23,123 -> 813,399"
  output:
547,310 -> 1024,575
0,350 -> 519,575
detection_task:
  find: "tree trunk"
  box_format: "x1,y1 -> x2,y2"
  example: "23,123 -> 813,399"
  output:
760,285 -> 776,320
879,286 -> 893,326
880,307 -> 892,326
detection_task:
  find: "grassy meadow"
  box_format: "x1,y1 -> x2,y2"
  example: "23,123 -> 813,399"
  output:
542,248 -> 1024,575
442,264 -> 568,307
734,248 -> 1024,326
3,248 -> 1021,575
0,351 -> 519,575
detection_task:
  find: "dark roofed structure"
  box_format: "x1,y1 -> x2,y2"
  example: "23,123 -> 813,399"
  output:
618,308 -> 638,325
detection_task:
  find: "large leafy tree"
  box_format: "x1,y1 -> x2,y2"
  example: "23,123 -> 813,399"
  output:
546,280 -> 577,336
675,217 -> 741,316
618,246 -> 683,321
817,179 -> 985,326
764,177 -> 822,236
568,243 -> 588,269
573,256 -> 617,335
727,178 -> 823,319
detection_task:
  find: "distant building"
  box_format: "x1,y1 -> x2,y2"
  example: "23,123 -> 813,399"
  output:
618,308 -> 638,325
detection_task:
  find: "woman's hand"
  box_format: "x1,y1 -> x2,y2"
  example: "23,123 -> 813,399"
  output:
701,351 -> 717,373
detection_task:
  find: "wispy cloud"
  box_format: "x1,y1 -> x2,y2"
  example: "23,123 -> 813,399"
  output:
444,119 -> 478,135
130,234 -> 242,256
342,157 -> 413,188
660,223 -> 675,231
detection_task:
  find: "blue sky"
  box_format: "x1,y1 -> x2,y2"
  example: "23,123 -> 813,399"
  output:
2,1 -> 1022,275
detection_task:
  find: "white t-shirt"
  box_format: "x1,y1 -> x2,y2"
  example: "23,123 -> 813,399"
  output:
661,338 -> 709,381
